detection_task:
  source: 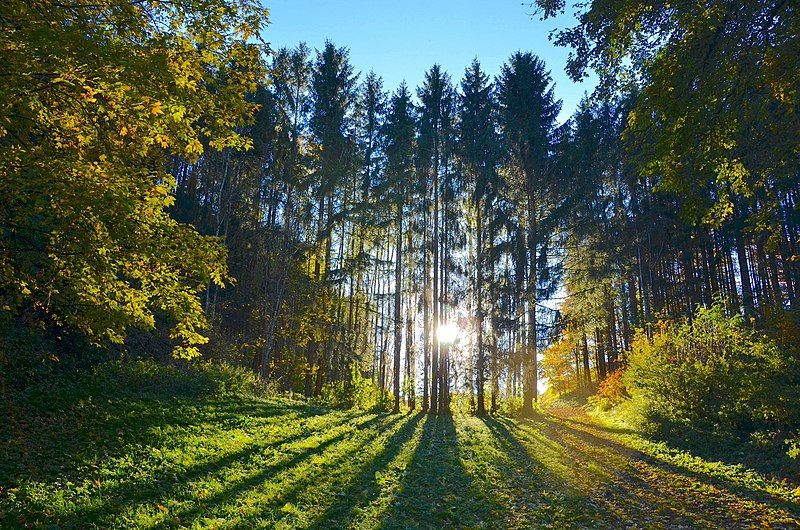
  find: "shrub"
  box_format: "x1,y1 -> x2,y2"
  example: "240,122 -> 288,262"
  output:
624,302 -> 800,438
72,359 -> 275,400
0,319 -> 112,393
763,306 -> 800,360
590,369 -> 628,411
787,436 -> 800,460
319,364 -> 389,411
497,395 -> 526,416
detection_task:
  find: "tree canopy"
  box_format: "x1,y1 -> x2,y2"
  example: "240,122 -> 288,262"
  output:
1,0 -> 269,357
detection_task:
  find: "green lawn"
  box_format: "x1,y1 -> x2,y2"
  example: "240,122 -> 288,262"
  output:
2,381 -> 799,529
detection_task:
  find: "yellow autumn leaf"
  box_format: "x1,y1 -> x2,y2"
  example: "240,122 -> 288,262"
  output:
83,85 -> 97,102
171,106 -> 186,122
187,138 -> 203,155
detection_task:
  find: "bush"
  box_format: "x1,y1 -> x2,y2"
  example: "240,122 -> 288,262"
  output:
0,319 -> 113,393
787,437 -> 800,459
194,361 -> 277,397
88,359 -> 276,399
318,364 -> 390,411
624,302 -> 800,438
763,306 -> 800,360
497,395 -> 526,416
590,370 -> 628,411
15,359 -> 277,407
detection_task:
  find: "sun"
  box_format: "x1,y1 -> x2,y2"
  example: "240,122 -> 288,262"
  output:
437,323 -> 459,344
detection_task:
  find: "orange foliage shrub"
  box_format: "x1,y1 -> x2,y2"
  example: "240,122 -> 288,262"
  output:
592,369 -> 628,411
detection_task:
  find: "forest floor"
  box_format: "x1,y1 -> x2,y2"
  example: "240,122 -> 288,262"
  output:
2,388 -> 799,529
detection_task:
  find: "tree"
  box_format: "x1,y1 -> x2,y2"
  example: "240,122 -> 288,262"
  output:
307,41 -> 358,396
256,43 -> 313,378
537,0 -> 800,318
458,59 -> 501,415
0,0 -> 268,358
381,84 -> 416,413
497,52 -> 561,413
416,65 -> 456,413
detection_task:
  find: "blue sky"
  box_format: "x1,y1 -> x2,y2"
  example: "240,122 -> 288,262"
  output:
263,0 -> 596,121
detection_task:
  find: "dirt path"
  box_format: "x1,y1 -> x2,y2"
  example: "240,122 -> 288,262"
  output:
479,408 -> 800,529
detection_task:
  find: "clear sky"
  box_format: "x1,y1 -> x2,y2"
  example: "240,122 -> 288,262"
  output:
262,0 -> 596,122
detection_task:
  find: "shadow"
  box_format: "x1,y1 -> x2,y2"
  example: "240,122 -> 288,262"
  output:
260,413 -> 409,514
647,420 -> 800,481
483,415 -> 551,475
302,412 -> 425,529
518,413 -> 800,521
555,409 -> 797,482
61,408 -> 364,525
1,394 -> 328,487
152,412 -> 401,529
2,391 -> 354,528
375,415 -> 494,529
502,415 -> 677,520
480,416 -> 605,528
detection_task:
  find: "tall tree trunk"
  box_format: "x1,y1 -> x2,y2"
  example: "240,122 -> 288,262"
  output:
736,234 -> 755,318
405,293 -> 415,410
431,163 -> 440,414
422,190 -> 431,412
582,329 -> 592,385
440,176 -> 451,414
392,205 -> 403,413
523,193 -> 538,414
475,205 -> 486,415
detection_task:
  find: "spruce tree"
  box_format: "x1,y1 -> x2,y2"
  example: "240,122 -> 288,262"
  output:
497,52 -> 561,414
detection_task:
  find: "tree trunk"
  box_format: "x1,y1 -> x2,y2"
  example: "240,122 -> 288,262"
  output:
736,234 -> 755,318
476,205 -> 486,415
393,204 -> 403,413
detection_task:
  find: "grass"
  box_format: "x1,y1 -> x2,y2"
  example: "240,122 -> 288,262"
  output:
1,363 -> 799,529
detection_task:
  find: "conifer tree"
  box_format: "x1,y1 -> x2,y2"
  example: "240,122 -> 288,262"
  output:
308,41 -> 358,396
497,52 -> 561,413
458,59 -> 501,415
416,65 -> 455,413
382,84 -> 416,413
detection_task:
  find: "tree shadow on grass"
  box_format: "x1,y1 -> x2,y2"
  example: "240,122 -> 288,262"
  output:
648,419 -> 799,481
480,415 -> 607,529
499,414 -> 680,523
553,412 -> 638,436
1,395 -> 352,528
150,413 -> 401,529
59,408 -> 365,526
512,414 -> 800,523
1,395 -> 328,487
373,414 -> 494,530
301,412 -> 424,529
555,409 -> 797,481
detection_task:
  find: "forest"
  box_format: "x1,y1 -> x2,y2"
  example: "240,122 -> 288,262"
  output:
1,0 -> 799,528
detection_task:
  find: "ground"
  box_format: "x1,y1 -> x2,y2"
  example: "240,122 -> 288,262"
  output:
1,392 -> 798,529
